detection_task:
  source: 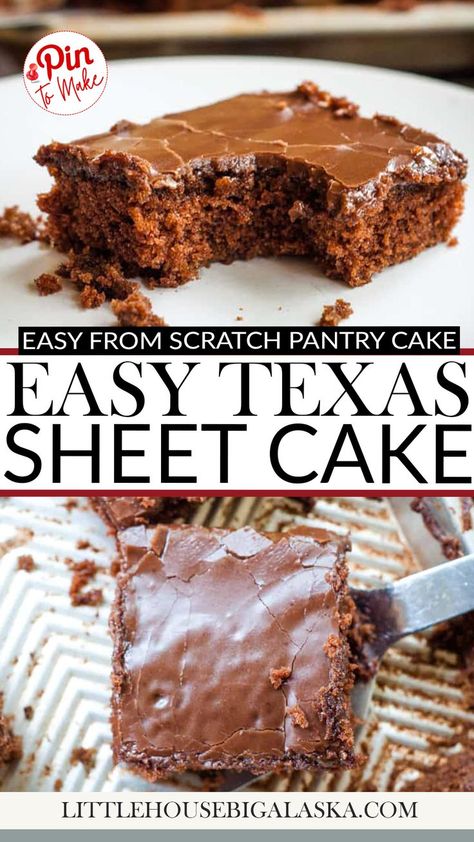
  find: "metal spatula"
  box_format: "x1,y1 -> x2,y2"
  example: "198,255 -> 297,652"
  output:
350,549 -> 474,724
223,545 -> 474,791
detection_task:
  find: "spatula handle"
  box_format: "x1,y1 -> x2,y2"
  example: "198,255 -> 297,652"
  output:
390,551 -> 474,632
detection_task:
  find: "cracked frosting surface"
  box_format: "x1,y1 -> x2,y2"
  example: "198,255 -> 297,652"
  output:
113,522 -> 353,770
74,83 -> 464,190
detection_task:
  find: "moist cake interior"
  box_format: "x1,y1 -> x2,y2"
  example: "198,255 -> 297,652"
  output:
35,83 -> 466,289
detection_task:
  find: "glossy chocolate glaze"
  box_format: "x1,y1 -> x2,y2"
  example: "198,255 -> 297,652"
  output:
72,83 -> 466,193
111,523 -> 356,776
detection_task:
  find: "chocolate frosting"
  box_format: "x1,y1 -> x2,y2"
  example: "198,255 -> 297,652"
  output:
74,83 -> 465,192
112,523 -> 355,774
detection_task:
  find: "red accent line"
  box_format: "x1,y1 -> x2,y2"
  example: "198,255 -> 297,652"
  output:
0,348 -> 19,355
0,490 -> 471,498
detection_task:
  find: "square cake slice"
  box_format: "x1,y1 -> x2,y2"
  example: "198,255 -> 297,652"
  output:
91,496 -> 203,530
35,82 -> 466,288
110,522 -> 358,779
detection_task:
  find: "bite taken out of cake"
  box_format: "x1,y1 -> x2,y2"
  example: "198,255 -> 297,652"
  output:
35,82 -> 467,290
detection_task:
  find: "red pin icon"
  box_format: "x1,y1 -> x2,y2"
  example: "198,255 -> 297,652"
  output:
26,63 -> 39,81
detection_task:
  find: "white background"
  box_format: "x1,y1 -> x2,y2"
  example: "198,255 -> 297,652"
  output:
0,354 -> 473,491
0,791 -> 473,830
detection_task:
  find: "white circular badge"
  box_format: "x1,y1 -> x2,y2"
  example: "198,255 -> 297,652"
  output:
23,31 -> 108,116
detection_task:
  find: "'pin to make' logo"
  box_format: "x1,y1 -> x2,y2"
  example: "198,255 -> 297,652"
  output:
23,31 -> 108,116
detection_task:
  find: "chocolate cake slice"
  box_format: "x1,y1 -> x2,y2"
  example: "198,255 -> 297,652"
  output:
110,522 -> 359,779
35,82 -> 466,288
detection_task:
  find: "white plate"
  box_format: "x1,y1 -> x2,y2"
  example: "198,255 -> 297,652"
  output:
0,55 -> 473,345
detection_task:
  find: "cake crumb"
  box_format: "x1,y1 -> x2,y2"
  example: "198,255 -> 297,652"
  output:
0,696 -> 22,767
70,746 -> 97,773
66,251 -> 134,303
448,236 -> 459,248
0,205 -> 43,244
45,249 -> 138,315
24,706 -> 34,721
323,633 -> 341,659
79,286 -> 106,309
69,560 -> 103,607
34,273 -> 62,296
297,82 -> 358,118
54,778 -> 63,791
76,538 -> 99,553
111,289 -> 166,327
286,704 -> 308,729
269,666 -> 291,689
17,554 -> 36,572
318,299 -> 353,327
